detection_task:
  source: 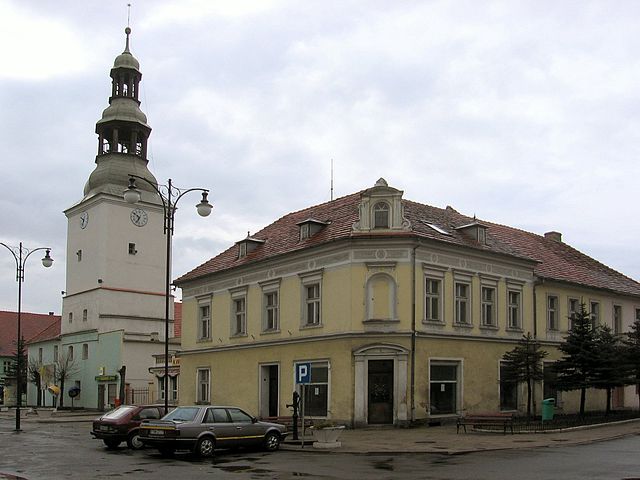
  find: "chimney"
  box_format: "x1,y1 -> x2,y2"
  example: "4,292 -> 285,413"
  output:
544,231 -> 562,242
49,312 -> 54,316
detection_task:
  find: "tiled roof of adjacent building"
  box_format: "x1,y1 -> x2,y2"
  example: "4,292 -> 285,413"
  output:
176,190 -> 640,297
0,311 -> 61,356
173,302 -> 182,338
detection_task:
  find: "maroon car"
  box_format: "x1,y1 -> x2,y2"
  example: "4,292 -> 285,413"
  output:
91,404 -> 169,449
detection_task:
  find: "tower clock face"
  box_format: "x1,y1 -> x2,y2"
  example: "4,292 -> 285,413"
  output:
130,208 -> 148,227
80,211 -> 89,229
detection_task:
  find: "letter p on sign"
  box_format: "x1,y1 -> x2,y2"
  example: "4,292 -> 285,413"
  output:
296,363 -> 311,384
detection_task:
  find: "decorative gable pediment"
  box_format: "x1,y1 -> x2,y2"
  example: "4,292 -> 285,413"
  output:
353,178 -> 411,232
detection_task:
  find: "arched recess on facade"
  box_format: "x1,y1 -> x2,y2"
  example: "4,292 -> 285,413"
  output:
353,343 -> 409,427
365,272 -> 397,321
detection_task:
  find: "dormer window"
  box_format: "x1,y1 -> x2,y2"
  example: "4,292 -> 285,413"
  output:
373,202 -> 390,228
455,221 -> 489,245
236,232 -> 265,258
297,218 -> 329,241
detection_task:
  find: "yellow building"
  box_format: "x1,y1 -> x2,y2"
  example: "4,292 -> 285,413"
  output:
175,179 -> 640,426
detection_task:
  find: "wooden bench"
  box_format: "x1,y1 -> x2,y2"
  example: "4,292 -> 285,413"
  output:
262,416 -> 314,432
456,413 -> 515,434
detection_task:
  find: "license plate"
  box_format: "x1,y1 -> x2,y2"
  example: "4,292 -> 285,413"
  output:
149,429 -> 165,437
99,426 -> 110,431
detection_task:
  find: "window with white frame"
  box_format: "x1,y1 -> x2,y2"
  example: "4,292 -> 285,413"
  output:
261,281 -> 280,332
547,295 -> 558,330
160,375 -> 178,402
499,362 -> 518,410
197,368 -> 210,404
305,284 -> 321,325
508,290 -> 521,329
68,312 -> 73,324
590,301 -> 600,328
233,297 -> 246,335
198,300 -> 211,340
481,286 -> 496,327
568,298 -> 579,330
455,282 -> 470,325
373,202 -> 390,228
425,277 -> 442,322
295,361 -> 329,416
613,305 -> 622,334
429,360 -> 460,415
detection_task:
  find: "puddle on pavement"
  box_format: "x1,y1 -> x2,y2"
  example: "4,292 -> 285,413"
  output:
414,440 -> 437,444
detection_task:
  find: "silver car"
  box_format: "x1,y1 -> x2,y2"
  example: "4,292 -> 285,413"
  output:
139,405 -> 287,457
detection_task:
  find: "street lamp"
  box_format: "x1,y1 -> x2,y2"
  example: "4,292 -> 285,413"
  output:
124,176 -> 212,414
0,242 -> 53,431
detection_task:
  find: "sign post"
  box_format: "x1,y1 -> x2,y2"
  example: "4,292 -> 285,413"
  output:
295,363 -> 311,447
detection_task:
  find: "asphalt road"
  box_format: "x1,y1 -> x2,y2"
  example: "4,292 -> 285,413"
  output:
1,419 -> 639,479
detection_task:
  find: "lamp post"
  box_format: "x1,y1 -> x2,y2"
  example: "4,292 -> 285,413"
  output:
0,242 -> 53,431
124,176 -> 212,414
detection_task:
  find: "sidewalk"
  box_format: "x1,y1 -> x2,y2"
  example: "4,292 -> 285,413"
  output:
2,408 -> 639,455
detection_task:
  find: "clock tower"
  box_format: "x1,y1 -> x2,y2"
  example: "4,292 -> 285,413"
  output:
61,28 -> 172,409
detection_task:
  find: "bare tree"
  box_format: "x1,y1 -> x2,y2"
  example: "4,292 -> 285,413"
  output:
27,358 -> 43,407
54,352 -> 78,408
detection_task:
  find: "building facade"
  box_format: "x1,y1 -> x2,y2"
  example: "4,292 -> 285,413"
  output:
175,179 -> 640,426
52,28 -> 174,410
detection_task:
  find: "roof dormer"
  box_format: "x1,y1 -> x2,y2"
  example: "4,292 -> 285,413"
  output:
297,218 -> 329,241
236,232 -> 265,258
353,178 -> 411,232
455,220 -> 489,244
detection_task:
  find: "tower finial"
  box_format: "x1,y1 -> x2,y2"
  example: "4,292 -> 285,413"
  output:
127,3 -> 132,27
124,26 -> 131,53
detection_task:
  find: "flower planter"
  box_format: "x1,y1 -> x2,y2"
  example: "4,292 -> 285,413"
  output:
312,425 -> 345,449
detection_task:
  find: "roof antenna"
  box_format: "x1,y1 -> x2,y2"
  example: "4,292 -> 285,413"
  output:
330,158 -> 334,201
127,3 -> 132,27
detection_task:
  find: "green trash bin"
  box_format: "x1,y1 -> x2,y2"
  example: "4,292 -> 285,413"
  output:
542,398 -> 555,421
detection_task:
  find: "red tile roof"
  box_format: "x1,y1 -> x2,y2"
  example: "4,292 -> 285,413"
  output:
0,311 -> 61,356
176,191 -> 640,297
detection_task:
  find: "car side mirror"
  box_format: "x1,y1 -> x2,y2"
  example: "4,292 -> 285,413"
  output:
252,417 -> 258,423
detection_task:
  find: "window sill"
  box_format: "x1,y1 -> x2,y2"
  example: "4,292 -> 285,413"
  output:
453,323 -> 473,329
363,318 -> 400,324
261,329 -> 281,335
196,337 -> 212,343
423,319 -> 445,325
230,333 -> 248,339
505,326 -> 523,333
479,324 -> 499,331
301,323 -> 323,330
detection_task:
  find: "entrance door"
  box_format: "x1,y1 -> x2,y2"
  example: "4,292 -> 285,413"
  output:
367,359 -> 394,424
259,365 -> 279,418
97,384 -> 105,411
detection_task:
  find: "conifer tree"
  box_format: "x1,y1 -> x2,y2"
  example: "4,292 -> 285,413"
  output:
622,317 -> 640,410
554,304 -> 598,416
501,332 -> 547,417
592,324 -> 625,415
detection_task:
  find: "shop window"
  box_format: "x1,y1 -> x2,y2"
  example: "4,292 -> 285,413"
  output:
499,363 -> 518,410
296,362 -> 329,417
429,361 -> 460,415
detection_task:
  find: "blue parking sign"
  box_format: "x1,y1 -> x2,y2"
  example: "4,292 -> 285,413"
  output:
296,363 -> 311,384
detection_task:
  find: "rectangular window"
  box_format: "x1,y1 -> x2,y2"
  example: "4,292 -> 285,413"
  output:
198,304 -> 211,340
265,292 -> 279,330
38,348 -> 43,363
500,363 -> 518,410
547,295 -> 558,330
128,243 -> 137,255
613,305 -> 622,334
68,345 -> 74,360
107,383 -> 117,406
160,375 -> 179,402
425,278 -> 441,322
233,297 -> 246,335
296,361 -> 329,416
76,250 -> 82,262
568,298 -> 579,330
197,368 -> 210,404
299,223 -> 310,240
82,344 -> 88,360
543,363 -> 559,402
429,361 -> 459,415
82,309 -> 88,322
68,312 -> 73,324
305,283 -> 321,326
455,283 -> 470,325
590,301 -> 600,328
508,291 -> 521,329
481,287 -> 496,327
53,345 -> 58,362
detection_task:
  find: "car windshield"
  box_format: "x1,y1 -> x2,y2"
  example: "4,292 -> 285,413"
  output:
162,407 -> 200,422
101,405 -> 137,419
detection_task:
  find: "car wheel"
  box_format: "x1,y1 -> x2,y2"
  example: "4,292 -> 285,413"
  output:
103,439 -> 121,449
158,447 -> 175,457
263,432 -> 280,452
195,437 -> 215,458
127,431 -> 144,450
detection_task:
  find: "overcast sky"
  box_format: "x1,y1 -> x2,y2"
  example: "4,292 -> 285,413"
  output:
1,0 -> 639,315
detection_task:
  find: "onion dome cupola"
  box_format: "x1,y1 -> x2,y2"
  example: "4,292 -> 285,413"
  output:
83,27 -> 158,201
